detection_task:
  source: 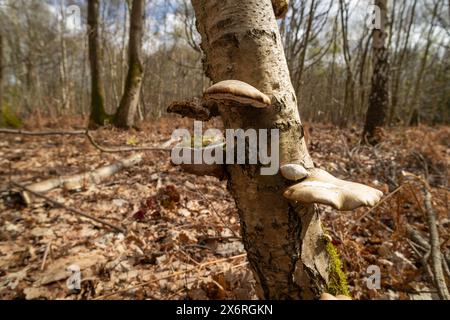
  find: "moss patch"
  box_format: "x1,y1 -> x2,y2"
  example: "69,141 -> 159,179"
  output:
1,104 -> 22,128
325,241 -> 350,297
184,134 -> 224,148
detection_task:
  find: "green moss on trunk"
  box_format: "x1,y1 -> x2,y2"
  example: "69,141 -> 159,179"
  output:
325,241 -> 350,297
1,104 -> 22,128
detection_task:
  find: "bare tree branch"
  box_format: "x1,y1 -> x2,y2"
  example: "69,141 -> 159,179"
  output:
10,181 -> 127,234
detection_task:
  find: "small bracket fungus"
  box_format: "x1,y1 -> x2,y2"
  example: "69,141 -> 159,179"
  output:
271,0 -> 289,19
204,80 -> 271,108
280,163 -> 309,181
283,168 -> 383,211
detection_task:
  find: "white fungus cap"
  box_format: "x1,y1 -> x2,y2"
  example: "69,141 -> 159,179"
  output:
283,168 -> 383,211
280,164 -> 309,181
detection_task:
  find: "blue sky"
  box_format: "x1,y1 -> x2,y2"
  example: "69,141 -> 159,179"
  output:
1,0 -> 447,54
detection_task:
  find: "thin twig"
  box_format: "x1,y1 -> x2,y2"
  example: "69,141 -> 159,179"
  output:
356,184 -> 406,222
423,187 -> 450,300
93,253 -> 247,300
40,241 -> 52,271
194,182 -> 238,238
10,181 -> 126,234
85,131 -> 171,153
164,261 -> 250,300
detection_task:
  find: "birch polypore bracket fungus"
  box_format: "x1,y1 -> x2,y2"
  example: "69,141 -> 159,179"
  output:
271,0 -> 289,19
282,167 -> 383,211
204,80 -> 271,108
280,163 -> 309,181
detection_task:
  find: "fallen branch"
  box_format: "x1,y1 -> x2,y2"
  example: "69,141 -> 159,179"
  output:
423,187 -> 450,300
0,128 -> 85,136
22,153 -> 143,198
406,225 -> 430,251
405,191 -> 450,286
84,131 -> 171,153
402,171 -> 450,300
10,181 -> 126,234
0,128 -> 172,153
93,253 -> 246,300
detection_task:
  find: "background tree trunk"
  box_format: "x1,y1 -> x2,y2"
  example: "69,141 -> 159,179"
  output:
88,0 -> 109,128
113,0 -> 145,129
0,32 -> 3,116
59,0 -> 70,114
339,0 -> 356,127
191,0 -> 347,299
363,0 -> 389,144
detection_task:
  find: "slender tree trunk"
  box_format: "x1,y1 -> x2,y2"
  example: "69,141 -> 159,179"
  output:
113,0 -> 145,129
339,0 -> 355,126
0,32 -> 3,116
59,0 -> 70,114
191,0 -> 346,299
358,34 -> 371,117
88,0 -> 109,128
363,0 -> 389,145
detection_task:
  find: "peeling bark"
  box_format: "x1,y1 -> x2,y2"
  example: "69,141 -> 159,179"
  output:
191,0 -> 342,299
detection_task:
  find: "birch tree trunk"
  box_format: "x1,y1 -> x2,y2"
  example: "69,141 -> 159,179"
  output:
363,0 -> 389,144
113,0 -> 144,129
191,0 -> 346,299
88,0 -> 109,128
0,32 -> 3,117
59,0 -> 70,114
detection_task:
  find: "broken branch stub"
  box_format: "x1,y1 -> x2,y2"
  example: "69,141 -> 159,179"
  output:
283,168 -> 383,211
167,98 -> 219,121
204,80 -> 271,108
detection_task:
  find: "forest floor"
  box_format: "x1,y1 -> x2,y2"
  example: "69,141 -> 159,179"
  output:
0,116 -> 448,300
